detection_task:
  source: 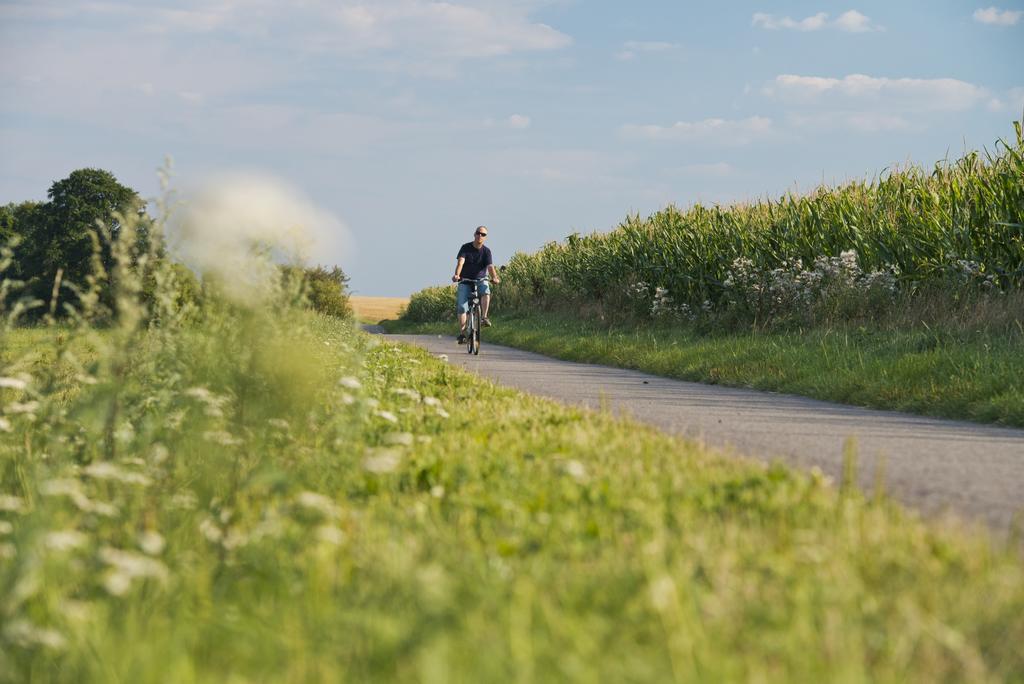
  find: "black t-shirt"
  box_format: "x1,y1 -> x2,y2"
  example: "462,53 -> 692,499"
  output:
457,242 -> 493,280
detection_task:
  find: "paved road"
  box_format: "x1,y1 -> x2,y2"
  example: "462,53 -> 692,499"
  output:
378,331 -> 1024,533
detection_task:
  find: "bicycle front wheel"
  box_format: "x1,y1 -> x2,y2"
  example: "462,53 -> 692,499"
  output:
467,308 -> 478,354
471,304 -> 481,355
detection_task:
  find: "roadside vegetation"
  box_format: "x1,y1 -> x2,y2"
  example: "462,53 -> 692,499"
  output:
0,168 -> 351,323
395,122 -> 1024,425
2,202 -> 1023,681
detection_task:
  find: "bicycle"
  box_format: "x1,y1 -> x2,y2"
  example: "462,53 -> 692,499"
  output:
459,276 -> 490,355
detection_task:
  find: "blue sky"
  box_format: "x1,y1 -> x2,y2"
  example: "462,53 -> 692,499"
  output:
2,1 -> 1022,296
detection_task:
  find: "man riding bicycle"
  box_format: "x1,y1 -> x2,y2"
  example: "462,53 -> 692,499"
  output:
452,225 -> 500,344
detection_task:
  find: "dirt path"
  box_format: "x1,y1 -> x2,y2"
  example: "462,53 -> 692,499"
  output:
380,331 -> 1024,533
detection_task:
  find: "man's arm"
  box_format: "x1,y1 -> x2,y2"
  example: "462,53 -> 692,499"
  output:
487,263 -> 500,283
452,256 -> 466,282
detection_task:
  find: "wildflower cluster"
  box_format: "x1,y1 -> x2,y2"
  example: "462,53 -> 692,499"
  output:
722,250 -> 900,322
945,254 -> 1002,291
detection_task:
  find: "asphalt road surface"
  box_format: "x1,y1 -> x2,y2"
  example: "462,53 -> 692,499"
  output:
377,331 -> 1024,533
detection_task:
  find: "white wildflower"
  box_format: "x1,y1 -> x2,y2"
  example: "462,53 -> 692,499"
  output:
104,572 -> 133,597
423,396 -> 442,408
40,479 -> 118,516
0,417 -> 11,432
316,525 -> 346,546
0,542 -> 14,559
0,377 -> 28,390
43,530 -> 88,552
221,529 -> 250,550
6,401 -> 39,414
184,386 -> 215,402
83,462 -> 152,486
99,547 -> 171,597
338,376 -> 362,390
121,457 -> 146,467
114,421 -> 135,443
0,495 -> 24,513
138,530 -> 166,555
384,432 -> 414,446
4,620 -> 66,650
564,459 -> 588,482
185,386 -> 230,417
199,518 -> 223,543
430,485 -> 445,499
170,490 -> 198,510
295,491 -> 341,519
267,418 -> 290,430
391,388 -> 421,402
435,408 -> 450,419
0,520 -> 12,535
649,575 -> 678,611
365,398 -> 380,408
339,393 -> 355,405
60,599 -> 92,624
437,354 -> 448,362
375,410 -> 398,423
203,430 -> 242,446
363,449 -> 402,474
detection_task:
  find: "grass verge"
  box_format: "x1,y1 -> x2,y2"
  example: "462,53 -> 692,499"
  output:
382,312 -> 1024,427
3,317 -> 1023,681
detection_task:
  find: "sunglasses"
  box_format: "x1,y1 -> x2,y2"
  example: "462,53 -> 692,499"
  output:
475,232 -> 488,237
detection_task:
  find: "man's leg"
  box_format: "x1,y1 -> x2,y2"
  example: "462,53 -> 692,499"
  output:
456,284 -> 468,341
481,294 -> 491,321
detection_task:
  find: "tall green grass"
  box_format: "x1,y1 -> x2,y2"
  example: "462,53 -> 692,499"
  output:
496,121 -> 1024,323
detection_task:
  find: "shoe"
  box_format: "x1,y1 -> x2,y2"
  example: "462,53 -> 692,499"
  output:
482,318 -> 492,327
457,333 -> 466,344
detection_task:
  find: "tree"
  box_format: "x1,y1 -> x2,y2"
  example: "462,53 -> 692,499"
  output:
13,169 -> 144,311
0,204 -> 14,244
304,265 -> 352,318
43,168 -> 143,281
1,201 -> 47,281
281,264 -> 352,318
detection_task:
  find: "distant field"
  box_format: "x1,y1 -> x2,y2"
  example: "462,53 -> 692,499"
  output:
349,295 -> 408,323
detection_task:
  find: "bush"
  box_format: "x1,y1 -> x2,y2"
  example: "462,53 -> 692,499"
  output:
402,284 -> 455,323
282,265 -> 352,318
303,265 -> 352,319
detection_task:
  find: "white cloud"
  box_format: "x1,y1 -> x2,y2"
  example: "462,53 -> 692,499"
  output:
752,10 -> 882,32
987,87 -> 1024,113
507,114 -> 531,129
767,74 -> 988,111
752,11 -> 828,31
973,7 -> 1023,25
0,1 -> 572,61
833,10 -> 877,33
621,117 -> 773,145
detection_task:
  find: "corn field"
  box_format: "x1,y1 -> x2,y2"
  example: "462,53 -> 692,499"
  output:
498,121 -> 1024,322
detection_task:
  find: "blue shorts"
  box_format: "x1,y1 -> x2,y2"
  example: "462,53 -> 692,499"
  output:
456,280 -> 491,314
